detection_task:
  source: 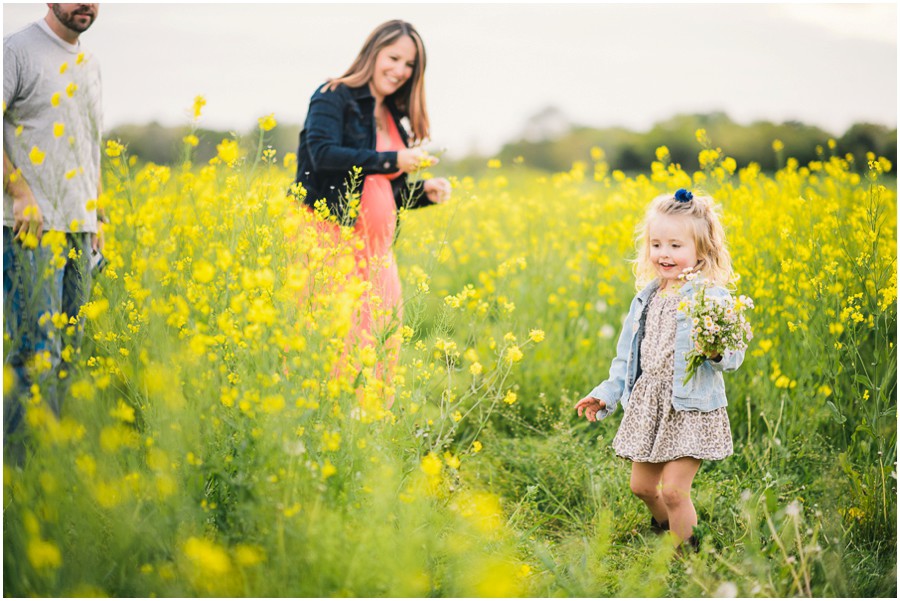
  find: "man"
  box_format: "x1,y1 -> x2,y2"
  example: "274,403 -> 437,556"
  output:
3,4 -> 103,447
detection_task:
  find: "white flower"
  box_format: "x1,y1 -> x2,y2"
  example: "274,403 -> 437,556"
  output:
714,582 -> 738,598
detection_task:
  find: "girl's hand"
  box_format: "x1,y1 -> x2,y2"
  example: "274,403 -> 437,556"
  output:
397,148 -> 437,174
423,178 -> 451,204
574,396 -> 606,422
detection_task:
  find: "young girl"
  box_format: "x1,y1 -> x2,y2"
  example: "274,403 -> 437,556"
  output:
574,188 -> 743,550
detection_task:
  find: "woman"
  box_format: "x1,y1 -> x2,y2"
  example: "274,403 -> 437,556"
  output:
293,20 -> 450,406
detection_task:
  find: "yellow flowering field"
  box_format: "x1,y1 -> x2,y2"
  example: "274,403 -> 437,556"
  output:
2,122 -> 896,596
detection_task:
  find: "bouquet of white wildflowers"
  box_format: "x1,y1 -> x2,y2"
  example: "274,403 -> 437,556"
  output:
678,278 -> 754,385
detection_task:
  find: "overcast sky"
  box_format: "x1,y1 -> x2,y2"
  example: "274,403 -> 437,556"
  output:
3,2 -> 897,157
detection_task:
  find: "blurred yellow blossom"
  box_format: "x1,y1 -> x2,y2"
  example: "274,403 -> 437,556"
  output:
528,329 -> 545,343
192,95 -> 206,119
29,146 -> 45,165
105,140 -> 125,158
216,138 -> 240,165
420,452 -> 442,476
27,538 -> 62,570
258,113 -> 277,131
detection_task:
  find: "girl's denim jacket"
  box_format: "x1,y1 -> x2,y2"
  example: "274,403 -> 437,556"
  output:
588,276 -> 744,419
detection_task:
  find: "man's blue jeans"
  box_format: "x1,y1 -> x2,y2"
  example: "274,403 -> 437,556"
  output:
3,226 -> 92,438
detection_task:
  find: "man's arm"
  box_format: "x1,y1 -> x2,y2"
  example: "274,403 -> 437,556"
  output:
3,148 -> 43,241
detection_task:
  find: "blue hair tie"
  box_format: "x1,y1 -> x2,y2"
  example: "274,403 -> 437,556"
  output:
674,188 -> 693,202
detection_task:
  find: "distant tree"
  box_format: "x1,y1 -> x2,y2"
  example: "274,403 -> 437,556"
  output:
107,110 -> 896,176
477,109 -> 893,175
840,123 -> 897,164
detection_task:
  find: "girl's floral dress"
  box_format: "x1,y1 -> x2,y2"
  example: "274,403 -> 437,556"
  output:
613,291 -> 734,462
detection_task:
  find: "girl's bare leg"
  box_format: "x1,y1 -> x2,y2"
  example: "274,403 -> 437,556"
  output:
630,461 -> 669,525
659,457 -> 702,541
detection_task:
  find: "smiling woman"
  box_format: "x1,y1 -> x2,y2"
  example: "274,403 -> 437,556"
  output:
291,19 -> 451,409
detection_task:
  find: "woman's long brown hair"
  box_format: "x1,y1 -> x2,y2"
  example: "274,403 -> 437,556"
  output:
326,20 -> 430,142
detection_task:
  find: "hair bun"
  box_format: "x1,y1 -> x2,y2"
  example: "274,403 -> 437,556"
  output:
674,188 -> 693,202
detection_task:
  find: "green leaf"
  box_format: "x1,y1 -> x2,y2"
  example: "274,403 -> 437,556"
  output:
826,401 -> 846,424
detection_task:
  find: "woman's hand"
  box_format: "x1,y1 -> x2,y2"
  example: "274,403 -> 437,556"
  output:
423,178 -> 451,204
397,147 -> 437,174
574,396 -> 606,422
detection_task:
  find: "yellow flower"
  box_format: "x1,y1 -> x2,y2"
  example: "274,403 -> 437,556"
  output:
443,452 -> 461,470
21,232 -> 39,249
772,139 -> 784,152
109,399 -> 135,423
655,146 -> 670,161
182,537 -> 231,577
321,460 -> 337,479
192,95 -> 206,119
258,113 -> 277,131
192,259 -> 215,284
472,440 -> 483,453
234,544 -> 265,567
487,158 -> 502,169
216,138 -> 240,165
502,390 -> 517,405
183,134 -> 199,147
774,375 -> 792,389
105,140 -> 125,157
27,538 -> 62,570
469,361 -> 483,376
528,329 -> 545,343
66,82 -> 78,97
29,146 -> 45,165
420,452 -> 442,476
80,299 -> 109,320
504,345 -> 523,363
322,430 -> 341,451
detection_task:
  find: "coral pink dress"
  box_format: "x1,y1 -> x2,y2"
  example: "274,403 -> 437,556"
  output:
351,111 -> 404,342
296,110 -> 405,407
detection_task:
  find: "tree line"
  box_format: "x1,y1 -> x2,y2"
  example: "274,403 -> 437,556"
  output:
107,111 -> 896,175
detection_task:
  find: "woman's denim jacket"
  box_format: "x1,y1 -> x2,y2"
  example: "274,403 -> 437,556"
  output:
293,83 -> 431,224
588,276 -> 744,419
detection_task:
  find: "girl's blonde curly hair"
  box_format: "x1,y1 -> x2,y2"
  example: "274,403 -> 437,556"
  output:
634,191 -> 734,288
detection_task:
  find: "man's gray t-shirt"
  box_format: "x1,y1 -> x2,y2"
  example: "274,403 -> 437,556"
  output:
3,19 -> 102,233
